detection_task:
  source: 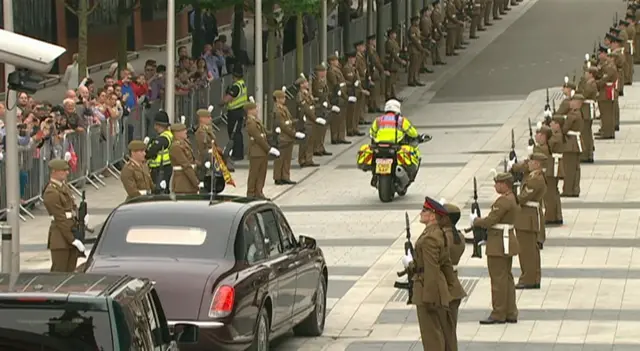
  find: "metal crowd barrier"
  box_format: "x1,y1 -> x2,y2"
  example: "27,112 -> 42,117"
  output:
0,4 -> 408,220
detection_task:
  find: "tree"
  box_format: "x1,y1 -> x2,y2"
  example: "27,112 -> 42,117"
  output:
64,0 -> 102,82
279,0 -> 321,75
115,0 -> 141,77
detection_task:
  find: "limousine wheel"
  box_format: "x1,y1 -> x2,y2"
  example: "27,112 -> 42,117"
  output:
250,307 -> 270,351
293,277 -> 326,336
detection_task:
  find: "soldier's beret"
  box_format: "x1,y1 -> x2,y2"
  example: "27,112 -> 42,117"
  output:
422,196 -> 448,216
273,90 -> 286,99
128,140 -> 147,151
154,111 -> 170,125
536,125 -> 553,139
571,93 -> 585,101
587,66 -> 599,75
443,203 -> 460,214
314,64 -> 326,71
244,102 -> 257,111
170,123 -> 187,132
196,108 -> 210,118
328,54 -> 339,61
609,27 -> 621,34
493,172 -> 513,184
614,36 -> 624,43
530,152 -> 548,162
48,159 -> 70,171
386,28 -> 396,36
346,51 -> 357,58
367,34 -> 376,41
563,82 -> 577,90
620,19 -> 630,26
433,0 -> 440,3
598,44 -> 610,53
626,14 -> 635,20
411,15 -> 420,22
420,8 -> 429,15
354,40 -> 365,47
295,77 -> 307,85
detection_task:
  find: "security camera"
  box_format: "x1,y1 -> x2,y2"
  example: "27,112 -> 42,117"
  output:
0,29 -> 66,73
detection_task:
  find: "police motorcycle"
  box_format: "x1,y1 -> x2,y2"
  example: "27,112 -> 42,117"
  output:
357,102 -> 431,202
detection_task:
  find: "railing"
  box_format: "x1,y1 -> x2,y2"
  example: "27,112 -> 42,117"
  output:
0,2 -> 408,220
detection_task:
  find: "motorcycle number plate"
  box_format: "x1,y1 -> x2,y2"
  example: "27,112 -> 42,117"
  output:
375,158 -> 393,174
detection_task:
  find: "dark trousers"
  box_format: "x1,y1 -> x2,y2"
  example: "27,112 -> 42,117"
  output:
227,108 -> 245,160
150,165 -> 173,194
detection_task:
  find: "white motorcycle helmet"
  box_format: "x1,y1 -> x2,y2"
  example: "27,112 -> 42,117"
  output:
384,99 -> 401,114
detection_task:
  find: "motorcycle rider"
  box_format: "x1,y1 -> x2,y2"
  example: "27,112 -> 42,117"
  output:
368,99 -> 425,186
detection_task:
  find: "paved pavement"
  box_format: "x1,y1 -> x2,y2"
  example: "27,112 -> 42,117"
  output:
4,0 -> 640,350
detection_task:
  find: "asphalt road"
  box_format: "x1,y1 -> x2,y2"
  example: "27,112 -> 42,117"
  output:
432,0 -> 627,103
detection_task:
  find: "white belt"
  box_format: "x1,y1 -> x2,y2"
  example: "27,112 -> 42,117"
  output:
567,131 -> 583,153
491,224 -> 514,255
452,265 -> 458,272
552,153 -> 562,177
585,100 -> 596,119
173,165 -> 196,171
628,40 -> 635,55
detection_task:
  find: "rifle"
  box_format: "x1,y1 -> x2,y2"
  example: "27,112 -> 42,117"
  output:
528,118 -> 535,146
572,70 -> 577,85
464,177 -> 487,258
552,99 -> 557,114
73,191 -> 93,257
509,129 -> 523,195
592,41 -> 597,60
394,212 -> 415,304
544,88 -> 550,112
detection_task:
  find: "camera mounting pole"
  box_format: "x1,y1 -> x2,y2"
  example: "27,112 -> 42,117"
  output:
3,0 -> 20,275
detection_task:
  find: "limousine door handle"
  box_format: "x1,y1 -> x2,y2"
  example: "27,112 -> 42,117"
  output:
287,261 -> 300,269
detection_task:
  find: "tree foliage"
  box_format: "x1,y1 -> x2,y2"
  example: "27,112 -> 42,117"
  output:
176,0 -> 243,12
279,0 -> 321,16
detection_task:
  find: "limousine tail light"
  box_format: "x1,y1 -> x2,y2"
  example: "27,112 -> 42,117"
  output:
208,285 -> 235,318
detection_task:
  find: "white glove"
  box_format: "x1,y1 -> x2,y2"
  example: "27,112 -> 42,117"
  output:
348,96 -> 357,103
527,145 -> 534,156
83,214 -> 90,226
355,80 -> 360,87
506,159 -> 516,171
543,110 -> 552,118
322,101 -> 329,108
469,213 -> 478,228
269,147 -> 281,157
64,152 -> 72,161
143,137 -> 150,145
295,132 -> 305,139
138,190 -> 148,195
159,180 -> 167,189
72,239 -> 86,253
401,250 -> 413,268
315,118 -> 327,125
0,152 -> 3,161
309,106 -> 314,110
198,182 -> 204,188
275,127 -> 281,134
205,161 -> 211,169
331,105 -> 341,113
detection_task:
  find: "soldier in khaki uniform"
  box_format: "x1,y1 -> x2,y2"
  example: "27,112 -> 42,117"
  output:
621,19 -> 635,84
431,1 -> 447,65
43,159 -> 86,272
595,46 -> 618,139
561,95 -> 584,197
419,8 -> 435,74
354,41 -> 371,126
471,172 -> 519,324
441,202 -> 467,331
245,102 -> 277,198
607,34 -> 624,130
483,0 -> 494,27
367,34 -> 388,112
273,89 -> 305,185
311,64 -> 334,157
295,76 -> 321,168
408,16 -> 426,86
327,54 -> 350,144
513,153 -> 547,290
120,140 -> 154,201
445,1 -> 462,56
470,0 -> 483,39
384,28 -> 407,99
631,13 -> 640,64
579,68 -> 597,162
402,196 -> 457,350
453,0 -> 467,49
531,126 -> 555,237
194,108 -> 224,192
169,123 -> 200,194
556,80 -> 575,115
342,52 -> 364,136
547,117 -> 566,225
492,0 -> 504,20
